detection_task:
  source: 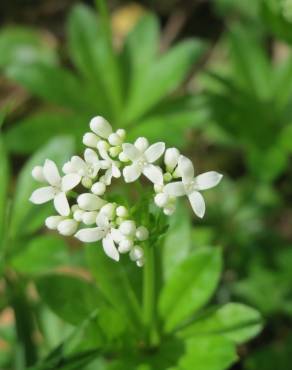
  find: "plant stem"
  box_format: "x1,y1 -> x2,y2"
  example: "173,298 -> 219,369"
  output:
143,244 -> 159,347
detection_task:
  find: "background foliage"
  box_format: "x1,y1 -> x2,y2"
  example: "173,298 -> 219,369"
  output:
0,0 -> 292,369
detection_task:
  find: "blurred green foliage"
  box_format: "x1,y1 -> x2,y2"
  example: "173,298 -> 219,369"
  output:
1,0 -> 292,369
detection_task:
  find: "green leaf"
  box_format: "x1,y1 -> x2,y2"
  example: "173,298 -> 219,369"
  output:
127,95 -> 208,147
10,235 -> 69,275
67,4 -> 121,119
125,39 -> 206,122
178,303 -> 263,344
159,247 -> 222,332
36,274 -> 103,325
122,14 -> 159,102
0,26 -> 57,69
178,336 -> 237,370
162,203 -> 192,281
10,136 -> 74,240
0,136 -> 9,247
86,245 -> 142,329
229,27 -> 272,99
4,111 -> 89,154
5,63 -> 90,111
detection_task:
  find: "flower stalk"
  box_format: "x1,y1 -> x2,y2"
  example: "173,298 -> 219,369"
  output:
143,243 -> 159,347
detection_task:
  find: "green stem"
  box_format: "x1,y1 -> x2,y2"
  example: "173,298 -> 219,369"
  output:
143,244 -> 159,347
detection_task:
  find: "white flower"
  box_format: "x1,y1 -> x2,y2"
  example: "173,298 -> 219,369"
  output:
63,149 -> 101,186
122,140 -> 165,184
75,213 -> 121,261
97,141 -> 121,185
164,155 -> 223,218
30,159 -> 80,216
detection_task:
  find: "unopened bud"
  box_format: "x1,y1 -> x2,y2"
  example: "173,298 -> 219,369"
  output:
57,219 -> 78,236
135,226 -> 149,241
45,216 -> 64,229
83,132 -> 99,148
90,116 -> 112,138
77,193 -> 105,211
32,166 -> 45,182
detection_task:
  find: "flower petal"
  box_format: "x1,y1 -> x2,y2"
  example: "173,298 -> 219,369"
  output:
144,142 -> 165,163
102,235 -> 119,261
123,163 -> 142,183
164,181 -> 186,196
188,191 -> 205,218
53,192 -> 70,216
84,148 -> 99,164
61,174 -> 81,192
110,228 -> 123,243
96,212 -> 109,228
75,227 -> 104,242
71,156 -> 87,172
178,155 -> 194,184
112,165 -> 121,178
143,164 -> 163,185
29,186 -> 55,204
122,143 -> 141,161
195,171 -> 223,191
43,159 -> 61,186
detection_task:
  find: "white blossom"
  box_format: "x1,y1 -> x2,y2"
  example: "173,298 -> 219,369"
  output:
58,219 -> 78,236
62,149 -> 101,187
30,159 -> 80,216
75,213 -> 121,261
164,155 -> 223,218
97,141 -> 121,185
122,139 -> 165,184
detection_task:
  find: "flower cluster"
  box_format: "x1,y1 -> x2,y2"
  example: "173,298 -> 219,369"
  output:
30,116 -> 222,266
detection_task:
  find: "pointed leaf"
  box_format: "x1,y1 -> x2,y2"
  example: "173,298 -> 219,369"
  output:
159,247 -> 222,332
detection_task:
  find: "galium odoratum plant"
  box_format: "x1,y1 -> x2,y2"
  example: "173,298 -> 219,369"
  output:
30,116 -> 223,267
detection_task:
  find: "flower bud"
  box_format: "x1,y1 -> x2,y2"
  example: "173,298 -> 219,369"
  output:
154,193 -> 169,208
109,146 -> 121,157
130,246 -> 144,261
108,133 -> 122,146
90,116 -> 112,138
118,238 -> 133,253
164,148 -> 180,171
118,152 -> 128,162
154,184 -> 164,193
81,177 -> 92,189
57,219 -> 78,236
135,226 -> 149,241
83,132 -> 99,148
45,216 -> 64,229
119,220 -> 136,236
73,209 -> 84,222
163,172 -> 172,183
100,203 -> 116,219
135,137 -> 149,152
163,204 -> 176,216
32,166 -> 45,182
136,258 -> 144,267
116,128 -> 126,139
97,140 -> 110,152
82,211 -> 98,225
91,182 -> 106,195
116,206 -> 128,218
77,193 -> 105,211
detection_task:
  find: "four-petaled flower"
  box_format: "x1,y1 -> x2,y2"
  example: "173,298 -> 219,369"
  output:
30,159 -> 80,216
122,141 -> 165,184
164,155 -> 223,218
75,213 -> 121,261
63,149 -> 101,184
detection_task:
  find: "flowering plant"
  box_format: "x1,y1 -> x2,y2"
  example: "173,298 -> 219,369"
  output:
30,116 -> 222,267
25,116 -> 264,369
